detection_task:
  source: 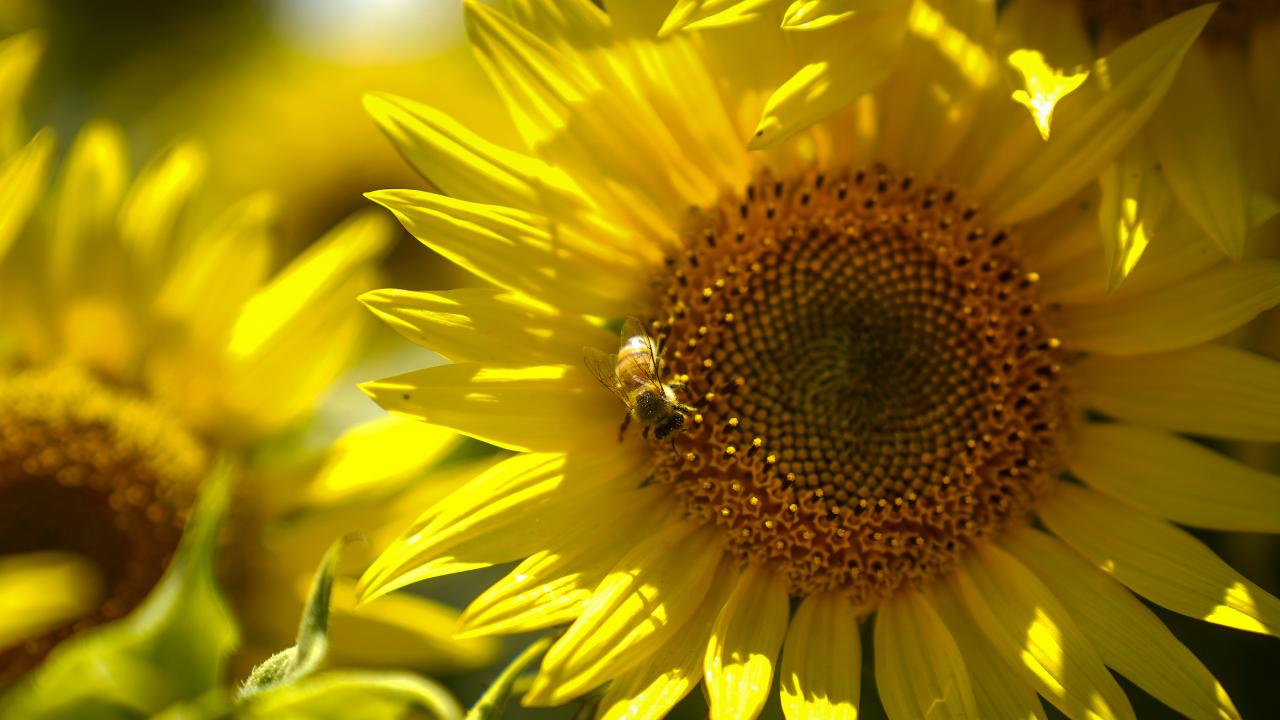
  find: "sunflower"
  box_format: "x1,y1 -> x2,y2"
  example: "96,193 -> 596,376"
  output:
358,1 -> 1279,718
0,74 -> 496,682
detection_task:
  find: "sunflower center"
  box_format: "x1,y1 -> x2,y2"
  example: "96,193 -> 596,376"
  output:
1078,0 -> 1280,43
0,364 -> 207,683
647,168 -> 1069,602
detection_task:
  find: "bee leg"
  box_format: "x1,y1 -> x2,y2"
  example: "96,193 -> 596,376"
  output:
642,423 -> 651,440
617,412 -> 632,442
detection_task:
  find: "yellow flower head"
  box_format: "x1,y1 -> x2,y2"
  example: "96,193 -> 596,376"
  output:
0,36 -> 494,684
358,1 -> 1278,718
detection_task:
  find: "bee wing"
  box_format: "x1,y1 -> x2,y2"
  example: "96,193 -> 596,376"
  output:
620,317 -> 650,348
621,316 -> 667,392
583,346 -> 629,404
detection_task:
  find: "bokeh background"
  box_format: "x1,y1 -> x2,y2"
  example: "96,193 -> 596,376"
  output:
2,1 -> 1276,717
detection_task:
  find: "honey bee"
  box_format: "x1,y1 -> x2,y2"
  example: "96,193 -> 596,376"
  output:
585,317 -> 696,441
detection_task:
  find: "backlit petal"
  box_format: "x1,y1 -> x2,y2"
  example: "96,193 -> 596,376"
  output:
951,543 -> 1135,720
525,521 -> 724,706
360,363 -> 621,452
1006,528 -> 1240,720
981,5 -> 1213,222
779,591 -> 861,720
1149,42 -> 1251,259
1038,484 -> 1280,637
875,586 -> 979,720
1075,344 -> 1280,442
1054,260 -> 1280,355
705,564 -> 790,720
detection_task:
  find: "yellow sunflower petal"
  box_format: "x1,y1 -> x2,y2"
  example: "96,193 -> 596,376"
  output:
500,0 -> 611,45
1007,528 -> 1241,720
748,6 -> 908,149
154,191 -> 275,331
117,141 -> 206,275
359,452 -> 636,602
222,210 -> 390,435
368,189 -> 642,316
1096,138 -> 1170,290
952,542 -> 1135,720
945,0 -> 1091,195
362,92 -> 583,212
360,287 -> 612,366
1043,196 -> 1220,306
779,591 -> 861,720
326,578 -> 497,673
524,521 -> 724,706
660,0 -> 779,37
704,564 -> 790,720
781,0 -> 898,31
361,363 -> 621,452
1069,422 -> 1280,533
1251,23 -> 1280,171
467,1 -> 730,222
1054,260 -> 1280,355
0,30 -> 42,152
874,585 -> 979,720
0,128 -> 53,262
1076,344 -> 1280,442
1038,483 -> 1280,637
605,1 -> 670,37
49,121 -> 129,293
1149,42 -> 1250,259
302,416 -> 462,507
874,0 -> 996,175
597,556 -> 738,720
455,487 -> 669,638
982,4 -> 1213,223
227,208 -> 388,362
928,581 -> 1047,720
0,552 -> 102,650
1007,48 -> 1089,141
456,552 -> 592,639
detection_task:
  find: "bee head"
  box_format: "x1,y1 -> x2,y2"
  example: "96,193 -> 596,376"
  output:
653,412 -> 685,439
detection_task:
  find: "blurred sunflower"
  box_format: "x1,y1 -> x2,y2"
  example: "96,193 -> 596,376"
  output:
0,37 -> 495,685
354,1 -> 1280,719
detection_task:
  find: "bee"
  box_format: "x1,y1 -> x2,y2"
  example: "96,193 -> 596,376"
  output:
585,317 -> 696,442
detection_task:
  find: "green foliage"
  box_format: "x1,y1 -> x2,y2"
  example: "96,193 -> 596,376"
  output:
234,534 -> 461,720
464,636 -> 554,720
0,458 -> 240,720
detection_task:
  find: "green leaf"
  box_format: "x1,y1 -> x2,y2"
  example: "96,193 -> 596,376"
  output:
0,458 -> 240,720
465,635 -> 555,720
237,535 -> 360,701
230,535 -> 461,720
237,670 -> 461,720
